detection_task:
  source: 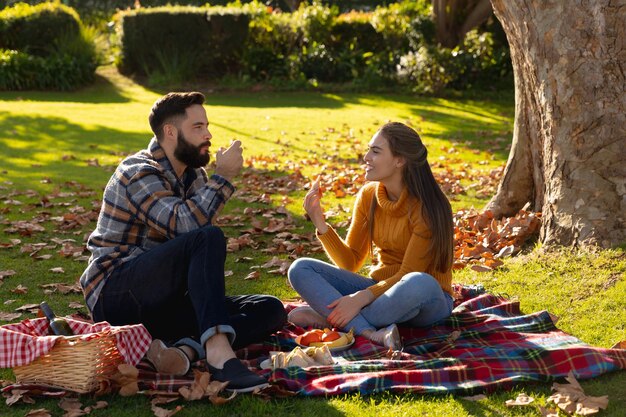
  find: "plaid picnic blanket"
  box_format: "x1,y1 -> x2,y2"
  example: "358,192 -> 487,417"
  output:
134,285 -> 626,396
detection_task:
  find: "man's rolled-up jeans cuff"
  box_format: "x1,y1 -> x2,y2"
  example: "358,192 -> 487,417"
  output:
200,325 -> 236,348
174,337 -> 206,361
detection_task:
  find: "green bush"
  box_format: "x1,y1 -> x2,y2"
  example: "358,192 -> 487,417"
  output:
0,2 -> 81,57
0,45 -> 96,90
0,2 -> 98,90
118,6 -> 250,83
397,30 -> 512,94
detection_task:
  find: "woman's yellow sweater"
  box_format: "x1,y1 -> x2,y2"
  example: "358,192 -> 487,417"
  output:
317,182 -> 453,298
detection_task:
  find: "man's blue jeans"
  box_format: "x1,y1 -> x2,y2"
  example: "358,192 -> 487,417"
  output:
93,226 -> 286,358
287,257 -> 453,334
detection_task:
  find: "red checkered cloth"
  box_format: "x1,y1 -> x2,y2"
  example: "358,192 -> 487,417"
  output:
0,317 -> 152,368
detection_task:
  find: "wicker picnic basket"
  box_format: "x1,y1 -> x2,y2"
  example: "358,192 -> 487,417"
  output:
12,329 -> 124,393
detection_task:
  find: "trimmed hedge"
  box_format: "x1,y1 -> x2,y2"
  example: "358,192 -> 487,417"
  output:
0,2 -> 98,90
0,2 -> 81,56
118,6 -> 250,80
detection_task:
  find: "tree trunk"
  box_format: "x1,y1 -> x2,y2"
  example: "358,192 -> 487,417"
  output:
486,0 -> 626,248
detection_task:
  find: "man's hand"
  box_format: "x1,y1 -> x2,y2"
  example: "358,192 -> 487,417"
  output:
215,140 -> 243,182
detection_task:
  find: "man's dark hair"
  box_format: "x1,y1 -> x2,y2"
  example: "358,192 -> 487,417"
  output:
149,92 -> 205,140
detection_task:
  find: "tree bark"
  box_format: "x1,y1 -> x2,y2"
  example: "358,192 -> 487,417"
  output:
486,0 -> 626,248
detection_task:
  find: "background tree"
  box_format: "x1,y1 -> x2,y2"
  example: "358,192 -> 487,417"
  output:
486,0 -> 626,248
432,0 -> 493,47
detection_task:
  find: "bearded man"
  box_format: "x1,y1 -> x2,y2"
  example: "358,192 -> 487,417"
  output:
80,92 -> 285,392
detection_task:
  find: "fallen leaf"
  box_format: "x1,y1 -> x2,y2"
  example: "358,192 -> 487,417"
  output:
0,270 -> 17,279
83,401 -> 108,412
470,264 -> 493,273
178,370 -> 210,401
505,392 -> 534,407
58,398 -> 86,417
548,371 -> 609,415
15,303 -> 39,312
50,267 -> 65,273
244,271 -> 261,281
151,398 -> 183,417
10,284 -> 28,294
208,390 -> 237,405
0,311 -> 22,322
251,384 -> 297,401
25,409 -> 52,417
5,389 -> 35,406
611,340 -> 626,349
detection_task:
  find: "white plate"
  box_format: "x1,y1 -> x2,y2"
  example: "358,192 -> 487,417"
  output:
294,331 -> 355,352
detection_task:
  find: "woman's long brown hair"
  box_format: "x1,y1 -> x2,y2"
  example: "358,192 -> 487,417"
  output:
372,122 -> 454,273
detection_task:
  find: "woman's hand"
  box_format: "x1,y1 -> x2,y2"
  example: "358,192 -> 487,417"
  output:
327,290 -> 374,329
303,177 -> 328,234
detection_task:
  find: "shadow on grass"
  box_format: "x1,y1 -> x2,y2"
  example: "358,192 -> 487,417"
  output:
0,72 -> 131,104
0,114 -> 148,190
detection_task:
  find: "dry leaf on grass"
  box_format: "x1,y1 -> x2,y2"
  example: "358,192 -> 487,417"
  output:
50,267 -> 65,273
0,311 -> 22,321
505,393 -> 534,407
10,284 -> 28,294
15,303 -> 39,312
150,397 -> 183,417
244,271 -> 261,281
25,409 -> 52,417
178,370 -> 210,401
58,397 -> 87,417
5,388 -> 35,406
0,269 -> 17,279
178,370 -> 232,404
84,401 -> 108,412
252,384 -> 297,401
109,364 -> 139,396
548,371 -> 609,415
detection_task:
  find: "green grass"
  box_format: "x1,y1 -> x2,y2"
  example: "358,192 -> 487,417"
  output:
0,66 -> 624,417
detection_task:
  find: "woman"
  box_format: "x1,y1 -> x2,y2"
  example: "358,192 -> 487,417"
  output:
287,122 -> 454,350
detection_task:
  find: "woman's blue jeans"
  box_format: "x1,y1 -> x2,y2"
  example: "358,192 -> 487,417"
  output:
92,226 -> 286,359
287,257 -> 453,335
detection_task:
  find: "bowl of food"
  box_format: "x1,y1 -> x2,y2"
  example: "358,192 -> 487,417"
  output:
295,328 -> 355,352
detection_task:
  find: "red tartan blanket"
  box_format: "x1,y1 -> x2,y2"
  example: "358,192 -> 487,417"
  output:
133,286 -> 626,396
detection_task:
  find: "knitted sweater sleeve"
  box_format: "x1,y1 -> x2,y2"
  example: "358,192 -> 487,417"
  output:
316,186 -> 371,272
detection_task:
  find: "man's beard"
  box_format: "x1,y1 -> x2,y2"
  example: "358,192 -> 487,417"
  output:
173,131 -> 210,168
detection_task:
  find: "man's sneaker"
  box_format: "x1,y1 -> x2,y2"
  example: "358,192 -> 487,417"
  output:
287,306 -> 330,329
145,339 -> 191,376
207,358 -> 269,393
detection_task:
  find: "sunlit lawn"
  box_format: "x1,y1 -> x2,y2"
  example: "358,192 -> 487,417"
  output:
0,66 -> 624,417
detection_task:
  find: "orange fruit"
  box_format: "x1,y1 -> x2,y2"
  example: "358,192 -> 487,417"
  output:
321,330 -> 341,342
300,329 -> 324,346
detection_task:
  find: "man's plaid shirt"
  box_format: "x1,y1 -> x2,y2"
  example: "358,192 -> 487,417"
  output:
80,138 -> 235,312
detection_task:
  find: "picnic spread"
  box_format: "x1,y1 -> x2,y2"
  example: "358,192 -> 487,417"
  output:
121,285 -> 626,396
1,285 -> 625,398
